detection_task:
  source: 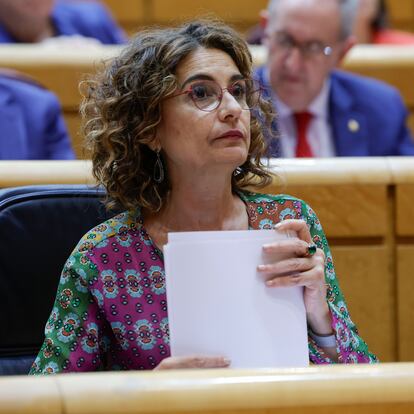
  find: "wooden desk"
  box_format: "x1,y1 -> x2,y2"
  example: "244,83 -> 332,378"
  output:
1,363 -> 414,414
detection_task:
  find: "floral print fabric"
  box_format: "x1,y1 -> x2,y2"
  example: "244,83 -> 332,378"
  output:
30,191 -> 377,374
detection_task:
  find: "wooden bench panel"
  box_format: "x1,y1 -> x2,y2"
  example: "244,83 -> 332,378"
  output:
65,112 -> 91,160
101,0 -> 146,24
101,0 -> 267,34
396,184 -> 414,236
262,184 -> 389,238
331,245 -> 395,362
387,0 -> 414,32
99,0 -> 414,40
0,160 -> 94,187
397,245 -> 414,361
151,0 -> 267,30
389,157 -> 414,237
88,0 -> 414,40
100,0 -> 414,39
101,0 -> 147,35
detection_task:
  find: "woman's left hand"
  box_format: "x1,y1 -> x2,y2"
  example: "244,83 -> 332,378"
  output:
257,219 -> 333,336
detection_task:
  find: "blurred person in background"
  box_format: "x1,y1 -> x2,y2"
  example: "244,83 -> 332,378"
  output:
255,0 -> 414,157
247,0 -> 414,45
0,70 -> 74,159
0,0 -> 127,45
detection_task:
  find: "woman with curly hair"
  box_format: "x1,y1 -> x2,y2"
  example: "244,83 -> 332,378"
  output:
30,19 -> 376,374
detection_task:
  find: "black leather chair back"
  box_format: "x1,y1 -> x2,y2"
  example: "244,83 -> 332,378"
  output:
0,185 -> 117,375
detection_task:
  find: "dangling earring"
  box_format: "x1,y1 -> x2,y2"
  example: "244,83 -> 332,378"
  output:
153,150 -> 164,183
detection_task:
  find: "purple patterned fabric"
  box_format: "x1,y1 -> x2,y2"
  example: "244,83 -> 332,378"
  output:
30,191 -> 377,374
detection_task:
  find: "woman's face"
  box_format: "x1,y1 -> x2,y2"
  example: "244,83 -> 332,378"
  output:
155,47 -> 251,179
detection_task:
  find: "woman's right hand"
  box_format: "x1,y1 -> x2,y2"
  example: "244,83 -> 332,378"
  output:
154,356 -> 231,370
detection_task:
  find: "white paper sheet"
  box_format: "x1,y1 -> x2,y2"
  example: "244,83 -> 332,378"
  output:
164,229 -> 309,368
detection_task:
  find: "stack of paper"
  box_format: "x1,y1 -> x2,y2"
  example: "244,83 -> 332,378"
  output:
164,229 -> 309,368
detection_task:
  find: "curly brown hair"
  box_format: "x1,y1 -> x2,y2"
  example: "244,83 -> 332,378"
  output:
81,19 -> 275,212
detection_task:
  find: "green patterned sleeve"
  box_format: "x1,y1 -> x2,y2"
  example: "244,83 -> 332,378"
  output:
299,200 -> 378,364
29,249 -> 106,374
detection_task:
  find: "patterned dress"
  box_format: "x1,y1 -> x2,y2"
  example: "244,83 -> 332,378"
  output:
29,191 -> 377,374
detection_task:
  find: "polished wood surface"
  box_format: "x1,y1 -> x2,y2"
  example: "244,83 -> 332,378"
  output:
397,246 -> 414,361
332,246 -> 395,360
102,0 -> 146,34
0,374 -> 61,414
395,184 -> 414,235
0,160 -> 94,187
389,158 -> 414,361
266,184 -> 388,237
0,157 -> 404,187
1,363 -> 414,414
386,0 -> 414,32
101,0 -> 268,35
265,157 -> 394,185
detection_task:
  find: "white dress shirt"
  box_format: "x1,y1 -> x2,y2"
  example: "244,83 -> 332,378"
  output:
272,80 -> 337,158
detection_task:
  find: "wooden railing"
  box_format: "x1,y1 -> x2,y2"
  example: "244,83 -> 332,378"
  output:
1,363 -> 414,413
0,160 -> 94,187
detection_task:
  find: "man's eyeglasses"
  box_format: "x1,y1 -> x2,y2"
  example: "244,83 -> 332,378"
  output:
272,32 -> 333,59
169,78 -> 262,112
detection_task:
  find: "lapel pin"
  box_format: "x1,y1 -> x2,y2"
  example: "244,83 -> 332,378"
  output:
348,119 -> 359,133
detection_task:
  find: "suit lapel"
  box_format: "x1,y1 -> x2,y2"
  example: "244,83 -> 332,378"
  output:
329,72 -> 369,156
0,86 -> 27,159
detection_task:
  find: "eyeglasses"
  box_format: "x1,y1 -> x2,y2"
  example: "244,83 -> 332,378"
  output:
272,32 -> 333,59
169,78 -> 262,112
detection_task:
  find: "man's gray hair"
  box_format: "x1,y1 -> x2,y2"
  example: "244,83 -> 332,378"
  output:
267,0 -> 358,40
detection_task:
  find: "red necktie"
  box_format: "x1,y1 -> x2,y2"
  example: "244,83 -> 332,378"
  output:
293,111 -> 313,157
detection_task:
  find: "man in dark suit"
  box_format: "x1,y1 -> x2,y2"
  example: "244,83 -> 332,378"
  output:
0,73 -> 74,159
0,0 -> 126,45
256,0 -> 414,157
